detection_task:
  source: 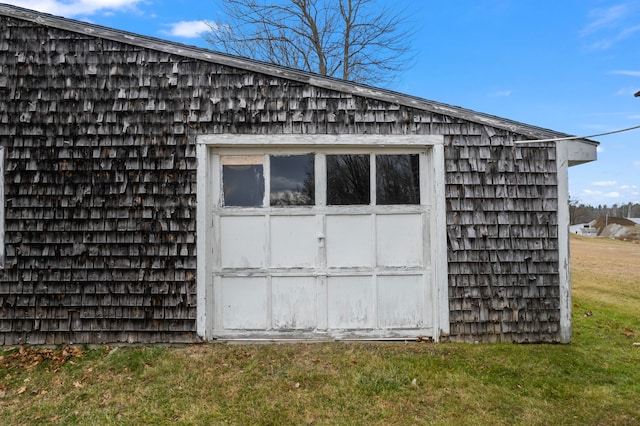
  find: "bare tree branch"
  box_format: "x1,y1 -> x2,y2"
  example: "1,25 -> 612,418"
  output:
204,0 -> 415,85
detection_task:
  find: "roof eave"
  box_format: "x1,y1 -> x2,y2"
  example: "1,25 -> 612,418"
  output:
0,3 -> 595,142
567,139 -> 598,167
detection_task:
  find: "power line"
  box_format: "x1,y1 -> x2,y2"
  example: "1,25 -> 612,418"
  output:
514,124 -> 640,144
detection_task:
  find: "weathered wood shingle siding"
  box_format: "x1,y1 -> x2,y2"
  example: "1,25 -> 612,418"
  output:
0,18 -> 200,344
0,13 -> 560,344
445,133 -> 559,342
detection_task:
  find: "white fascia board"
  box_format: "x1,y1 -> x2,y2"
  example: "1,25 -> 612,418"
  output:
197,134 -> 444,148
567,140 -> 598,167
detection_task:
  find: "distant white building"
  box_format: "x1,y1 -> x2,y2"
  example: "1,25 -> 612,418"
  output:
570,223 -> 597,236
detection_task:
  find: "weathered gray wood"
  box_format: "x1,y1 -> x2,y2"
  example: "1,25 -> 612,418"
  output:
0,3 -> 600,145
0,5 -> 579,344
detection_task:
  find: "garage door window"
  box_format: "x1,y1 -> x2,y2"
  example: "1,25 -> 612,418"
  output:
221,152 -> 421,207
222,156 -> 264,207
327,154 -> 370,205
270,154 -> 315,206
376,154 -> 420,205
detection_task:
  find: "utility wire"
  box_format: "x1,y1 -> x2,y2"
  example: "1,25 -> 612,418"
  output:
514,124 -> 640,144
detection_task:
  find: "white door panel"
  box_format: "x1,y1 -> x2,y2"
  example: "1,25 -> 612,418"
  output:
221,276 -> 268,329
220,216 -> 266,268
270,216 -> 318,268
327,276 -> 374,329
377,275 -> 427,328
326,215 -> 374,268
376,214 -> 424,267
272,276 -> 317,330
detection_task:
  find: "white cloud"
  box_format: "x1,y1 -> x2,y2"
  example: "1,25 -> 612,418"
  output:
160,21 -> 211,38
618,23 -> 640,40
592,180 -> 617,187
583,190 -> 620,199
581,4 -> 628,36
2,0 -> 144,17
581,179 -> 640,204
633,161 -> 640,167
580,189 -> 603,199
597,145 -> 605,153
489,90 -> 512,97
616,87 -> 640,96
611,70 -> 640,77
582,4 -> 640,50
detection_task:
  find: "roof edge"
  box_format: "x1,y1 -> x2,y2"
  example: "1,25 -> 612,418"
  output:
0,3 -> 597,144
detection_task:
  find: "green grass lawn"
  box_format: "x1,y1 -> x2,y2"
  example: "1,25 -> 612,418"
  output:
2,235 -> 639,425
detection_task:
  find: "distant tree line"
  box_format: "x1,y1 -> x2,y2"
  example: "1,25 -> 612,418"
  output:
569,200 -> 640,225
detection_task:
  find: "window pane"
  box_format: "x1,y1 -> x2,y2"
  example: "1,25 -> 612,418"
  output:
376,154 -> 420,205
327,154 -> 370,205
223,164 -> 264,207
270,154 -> 315,206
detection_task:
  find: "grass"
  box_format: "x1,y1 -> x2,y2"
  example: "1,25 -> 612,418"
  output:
1,234 -> 640,425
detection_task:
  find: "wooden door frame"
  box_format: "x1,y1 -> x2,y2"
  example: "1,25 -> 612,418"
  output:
196,134 -> 448,341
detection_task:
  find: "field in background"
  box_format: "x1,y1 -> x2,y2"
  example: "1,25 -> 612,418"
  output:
571,234 -> 640,318
1,235 -> 639,425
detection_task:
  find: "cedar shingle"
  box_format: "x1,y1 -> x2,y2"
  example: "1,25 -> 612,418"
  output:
0,13 -> 563,345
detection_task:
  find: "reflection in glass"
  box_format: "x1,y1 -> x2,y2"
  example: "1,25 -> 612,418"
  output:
376,154 -> 420,204
327,154 -> 370,205
270,154 -> 315,206
223,164 -> 264,206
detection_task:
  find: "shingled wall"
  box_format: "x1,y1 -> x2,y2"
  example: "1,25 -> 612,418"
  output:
445,133 -> 559,342
0,14 -> 560,344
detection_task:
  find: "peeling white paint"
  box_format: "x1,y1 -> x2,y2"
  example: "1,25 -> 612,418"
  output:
196,135 -> 447,341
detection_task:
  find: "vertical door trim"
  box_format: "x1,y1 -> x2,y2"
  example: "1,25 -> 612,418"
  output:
431,143 -> 449,339
195,143 -> 210,338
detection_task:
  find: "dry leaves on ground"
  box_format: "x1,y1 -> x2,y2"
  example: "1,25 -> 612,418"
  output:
0,346 -> 85,371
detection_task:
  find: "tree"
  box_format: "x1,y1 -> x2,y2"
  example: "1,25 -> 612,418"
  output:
204,0 -> 414,84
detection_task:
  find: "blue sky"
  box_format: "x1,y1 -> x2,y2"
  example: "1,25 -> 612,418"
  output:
4,0 -> 640,207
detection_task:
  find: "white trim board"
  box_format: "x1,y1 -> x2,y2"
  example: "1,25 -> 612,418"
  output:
198,134 -> 444,148
556,141 -> 572,343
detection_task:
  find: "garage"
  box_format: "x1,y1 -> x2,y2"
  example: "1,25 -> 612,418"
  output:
1,4 -> 599,344
196,135 -> 448,340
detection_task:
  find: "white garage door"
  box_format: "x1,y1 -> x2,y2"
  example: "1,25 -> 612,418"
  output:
200,140 -> 444,340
